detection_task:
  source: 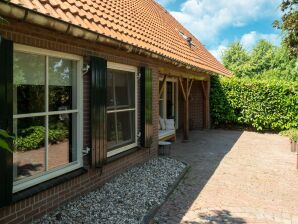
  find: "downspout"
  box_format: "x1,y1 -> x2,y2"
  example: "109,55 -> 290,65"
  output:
0,2 -> 219,76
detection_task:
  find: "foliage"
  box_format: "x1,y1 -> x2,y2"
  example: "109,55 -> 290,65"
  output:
222,40 -> 298,81
14,126 -> 68,151
273,0 -> 298,57
0,129 -> 14,153
210,76 -> 298,131
222,42 -> 251,78
280,128 -> 298,141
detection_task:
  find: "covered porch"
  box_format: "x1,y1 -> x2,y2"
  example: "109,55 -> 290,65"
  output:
158,67 -> 211,142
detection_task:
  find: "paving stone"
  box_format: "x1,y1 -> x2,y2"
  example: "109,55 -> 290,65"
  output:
154,130 -> 298,224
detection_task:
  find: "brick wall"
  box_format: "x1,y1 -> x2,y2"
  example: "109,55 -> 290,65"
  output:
189,81 -> 204,130
178,80 -> 204,130
0,21 -> 162,224
0,19 -> 205,224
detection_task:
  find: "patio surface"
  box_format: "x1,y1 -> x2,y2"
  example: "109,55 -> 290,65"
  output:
154,130 -> 298,224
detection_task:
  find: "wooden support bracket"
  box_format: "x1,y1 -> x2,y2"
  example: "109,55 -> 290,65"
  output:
179,77 -> 187,101
159,75 -> 167,98
187,79 -> 194,98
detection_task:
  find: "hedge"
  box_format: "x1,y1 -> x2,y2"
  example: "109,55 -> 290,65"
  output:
210,76 -> 298,131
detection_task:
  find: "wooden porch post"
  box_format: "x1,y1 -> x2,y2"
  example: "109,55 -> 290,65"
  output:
179,78 -> 193,141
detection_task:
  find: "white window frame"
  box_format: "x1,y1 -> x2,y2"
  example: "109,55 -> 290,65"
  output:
12,44 -> 83,193
159,77 -> 179,129
107,62 -> 138,157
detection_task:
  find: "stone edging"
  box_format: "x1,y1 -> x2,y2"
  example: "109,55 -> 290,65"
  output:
141,160 -> 191,224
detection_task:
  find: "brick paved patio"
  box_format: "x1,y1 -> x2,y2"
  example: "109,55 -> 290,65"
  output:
154,130 -> 298,224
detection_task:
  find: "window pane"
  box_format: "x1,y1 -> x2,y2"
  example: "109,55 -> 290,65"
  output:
167,82 -> 174,119
49,57 -> 76,111
48,114 -> 74,170
13,52 -> 46,114
107,69 -> 135,109
107,113 -> 117,149
107,72 -> 114,108
13,117 -> 46,181
117,111 -> 135,145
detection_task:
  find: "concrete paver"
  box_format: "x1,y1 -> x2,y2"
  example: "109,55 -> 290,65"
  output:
154,130 -> 298,224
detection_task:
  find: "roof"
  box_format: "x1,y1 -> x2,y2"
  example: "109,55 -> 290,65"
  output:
9,0 -> 232,76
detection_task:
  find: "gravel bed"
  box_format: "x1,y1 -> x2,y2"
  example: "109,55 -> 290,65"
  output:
35,157 -> 186,224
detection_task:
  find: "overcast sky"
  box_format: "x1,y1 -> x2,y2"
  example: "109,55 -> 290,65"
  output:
156,0 -> 282,60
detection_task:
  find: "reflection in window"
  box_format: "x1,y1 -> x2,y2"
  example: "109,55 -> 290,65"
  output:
107,68 -> 136,152
13,117 -> 46,180
49,57 -> 76,111
13,51 -> 78,183
13,52 -> 46,114
48,114 -> 73,170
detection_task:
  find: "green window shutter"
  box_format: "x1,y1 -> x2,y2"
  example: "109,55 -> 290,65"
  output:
140,67 -> 153,148
0,36 -> 13,207
90,57 -> 107,168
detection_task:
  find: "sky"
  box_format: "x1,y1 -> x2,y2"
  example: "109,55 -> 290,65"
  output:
156,0 -> 282,60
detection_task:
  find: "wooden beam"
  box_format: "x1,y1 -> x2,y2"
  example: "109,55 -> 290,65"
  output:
179,77 -> 187,101
187,79 -> 194,98
159,75 -> 167,98
183,78 -> 190,141
159,67 -> 208,81
201,81 -> 206,98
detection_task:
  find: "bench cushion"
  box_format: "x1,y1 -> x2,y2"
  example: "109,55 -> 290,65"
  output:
159,129 -> 175,140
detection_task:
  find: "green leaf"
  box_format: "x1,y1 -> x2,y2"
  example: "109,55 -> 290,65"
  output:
0,138 -> 12,153
0,129 -> 11,138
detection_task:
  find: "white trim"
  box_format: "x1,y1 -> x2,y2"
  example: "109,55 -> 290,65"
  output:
13,162 -> 82,193
14,44 -> 82,61
107,143 -> 138,157
45,56 -> 49,171
106,62 -> 138,157
107,62 -> 137,73
159,77 -> 179,129
12,44 -> 84,192
107,108 -> 136,114
13,110 -> 79,119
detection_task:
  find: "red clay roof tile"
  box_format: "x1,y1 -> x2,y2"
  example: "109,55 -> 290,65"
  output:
9,0 -> 231,76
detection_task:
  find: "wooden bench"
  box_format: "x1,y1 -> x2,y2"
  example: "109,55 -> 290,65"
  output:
158,129 -> 176,141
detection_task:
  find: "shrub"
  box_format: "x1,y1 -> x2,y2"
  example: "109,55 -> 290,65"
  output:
280,129 -> 298,141
14,126 -> 68,151
210,76 -> 298,131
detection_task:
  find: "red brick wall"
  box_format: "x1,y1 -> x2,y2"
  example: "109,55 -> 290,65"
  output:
0,20 -> 205,224
189,81 -> 204,130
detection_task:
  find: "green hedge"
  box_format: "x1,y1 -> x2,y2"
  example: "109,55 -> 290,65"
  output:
210,76 -> 298,131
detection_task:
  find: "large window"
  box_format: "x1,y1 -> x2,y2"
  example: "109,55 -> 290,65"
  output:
12,45 -> 83,192
107,63 -> 137,157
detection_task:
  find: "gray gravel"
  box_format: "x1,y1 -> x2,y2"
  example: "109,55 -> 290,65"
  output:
35,157 -> 186,224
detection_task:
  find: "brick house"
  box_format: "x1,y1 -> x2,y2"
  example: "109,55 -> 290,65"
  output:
0,0 -> 231,223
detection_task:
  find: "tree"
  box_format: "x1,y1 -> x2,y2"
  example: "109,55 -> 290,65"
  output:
221,40 -> 298,81
273,0 -> 298,57
249,40 -> 275,75
221,42 -> 251,78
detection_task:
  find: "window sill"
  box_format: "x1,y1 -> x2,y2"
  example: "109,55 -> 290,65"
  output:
12,168 -> 87,203
106,146 -> 144,164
